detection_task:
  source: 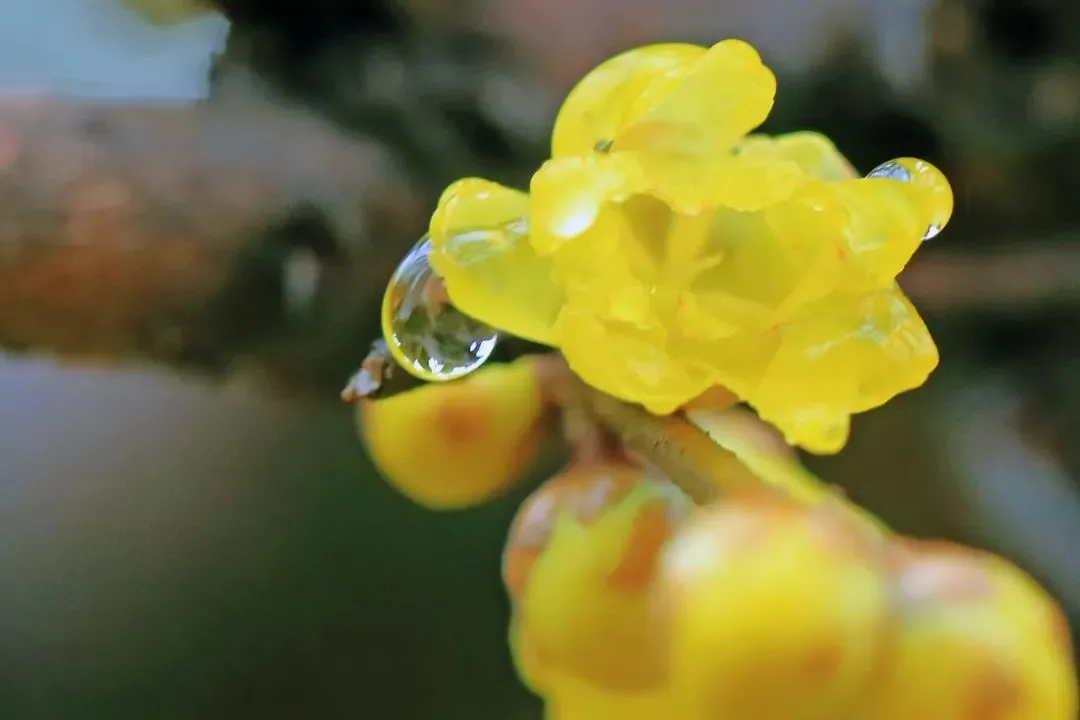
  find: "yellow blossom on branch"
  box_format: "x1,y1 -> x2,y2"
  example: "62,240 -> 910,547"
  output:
425,39 -> 953,454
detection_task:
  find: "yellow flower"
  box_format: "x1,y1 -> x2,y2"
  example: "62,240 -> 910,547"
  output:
425,39 -> 953,454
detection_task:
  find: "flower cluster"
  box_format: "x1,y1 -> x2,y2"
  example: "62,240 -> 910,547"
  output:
355,359 -> 1077,719
427,39 -> 952,453
354,36 -> 1077,720
505,462 -> 1076,720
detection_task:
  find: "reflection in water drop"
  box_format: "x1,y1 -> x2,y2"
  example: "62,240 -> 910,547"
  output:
866,160 -> 913,183
866,157 -> 953,242
381,237 -> 499,382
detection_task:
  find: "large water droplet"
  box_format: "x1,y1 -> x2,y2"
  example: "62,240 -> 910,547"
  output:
866,157 -> 953,242
381,236 -> 499,382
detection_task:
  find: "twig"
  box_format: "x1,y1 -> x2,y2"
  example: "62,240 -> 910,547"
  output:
0,96 -> 427,393
902,242 -> 1080,312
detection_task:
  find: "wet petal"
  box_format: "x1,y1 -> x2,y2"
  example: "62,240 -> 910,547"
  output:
832,177 -> 938,290
737,132 -> 859,181
555,307 -> 712,415
751,286 -> 938,453
530,153 -> 648,255
613,39 -> 776,160
429,178 -> 563,344
551,43 -> 706,158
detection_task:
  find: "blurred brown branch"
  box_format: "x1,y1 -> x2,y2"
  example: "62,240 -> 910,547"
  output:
903,242 -> 1080,313
0,96 -> 426,394
2,96 -> 1080,398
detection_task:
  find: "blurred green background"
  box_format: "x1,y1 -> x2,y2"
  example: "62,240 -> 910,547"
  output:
1,0 -> 1079,717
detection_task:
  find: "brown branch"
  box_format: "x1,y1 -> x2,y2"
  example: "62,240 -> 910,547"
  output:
902,242 -> 1080,312
0,96 -> 427,394
2,96 -> 1080,403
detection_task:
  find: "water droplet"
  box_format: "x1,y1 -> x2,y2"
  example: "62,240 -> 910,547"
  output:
381,236 -> 499,382
866,160 -> 913,183
866,157 -> 954,242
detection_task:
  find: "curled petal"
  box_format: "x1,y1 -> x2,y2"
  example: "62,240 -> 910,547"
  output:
615,39 -> 776,157
833,177 -> 939,290
555,308 -> 714,415
429,178 -> 563,345
737,132 -> 859,181
551,43 -> 706,158
358,357 -> 543,509
530,153 -> 648,255
752,286 -> 938,454
612,40 -> 778,211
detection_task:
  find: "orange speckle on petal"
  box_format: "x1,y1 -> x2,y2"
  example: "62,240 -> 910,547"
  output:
803,638 -> 844,683
966,662 -> 1024,720
607,502 -> 671,591
436,389 -> 491,444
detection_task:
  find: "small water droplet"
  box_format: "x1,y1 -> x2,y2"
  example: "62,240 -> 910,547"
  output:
866,160 -> 913,183
381,236 -> 499,382
866,157 -> 953,242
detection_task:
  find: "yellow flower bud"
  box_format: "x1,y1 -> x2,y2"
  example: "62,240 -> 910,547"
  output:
503,460 -> 691,693
658,498 -> 890,720
357,358 -> 543,509
862,541 -> 1077,720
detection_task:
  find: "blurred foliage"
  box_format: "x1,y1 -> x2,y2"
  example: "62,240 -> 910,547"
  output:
3,0 -> 1080,717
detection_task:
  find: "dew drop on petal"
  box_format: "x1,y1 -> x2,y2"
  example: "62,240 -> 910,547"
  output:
381,236 -> 499,382
866,159 -> 913,183
867,157 -> 954,242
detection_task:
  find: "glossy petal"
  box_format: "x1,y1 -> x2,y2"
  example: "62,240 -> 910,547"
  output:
613,40 -> 779,211
555,307 -> 714,415
736,132 -> 859,181
551,43 -> 706,158
752,286 -> 938,454
832,176 -> 938,290
530,153 -> 647,256
429,178 -> 563,345
614,39 -> 776,158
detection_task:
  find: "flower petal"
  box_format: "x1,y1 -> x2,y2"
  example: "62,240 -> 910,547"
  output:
750,286 -> 938,453
555,307 -> 712,415
613,39 -> 776,161
737,132 -> 858,181
429,178 -> 563,344
551,43 -> 706,158
832,177 -> 939,290
530,153 -> 647,255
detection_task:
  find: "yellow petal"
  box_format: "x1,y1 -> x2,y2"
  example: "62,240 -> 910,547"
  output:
616,39 -> 776,156
555,307 -> 712,415
428,178 -> 563,345
530,153 -> 647,256
551,43 -> 706,158
683,194 -> 846,320
737,132 -> 858,181
751,286 -> 938,453
832,177 -> 937,290
611,40 -> 781,212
